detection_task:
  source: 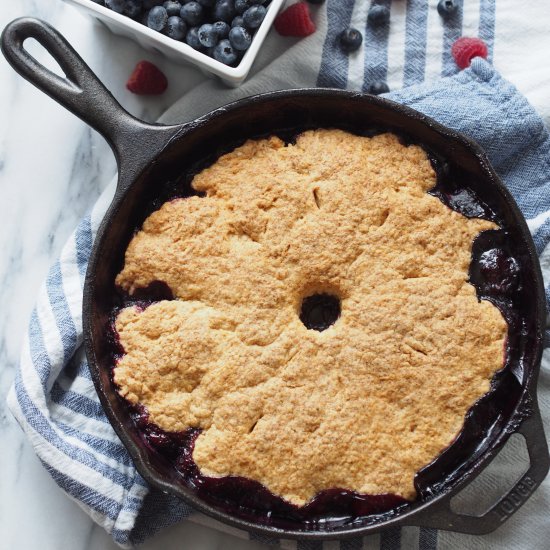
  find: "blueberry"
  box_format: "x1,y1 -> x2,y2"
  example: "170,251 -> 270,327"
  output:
213,38 -> 238,64
242,5 -> 266,29
163,0 -> 182,16
165,15 -> 187,39
437,0 -> 460,18
198,23 -> 219,47
213,20 -> 230,38
131,404 -> 150,428
213,0 -> 236,23
124,0 -> 143,19
91,0 -> 105,4
105,0 -> 126,13
197,0 -> 215,5
367,4 -> 390,26
147,6 -> 168,30
185,26 -> 203,49
235,0 -> 251,14
229,25 -> 251,50
231,15 -> 244,27
367,80 -> 390,95
144,425 -> 177,452
339,27 -> 362,53
478,249 -> 520,293
180,1 -> 204,25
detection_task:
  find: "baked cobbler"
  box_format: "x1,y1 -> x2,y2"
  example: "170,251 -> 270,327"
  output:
112,129 -> 506,507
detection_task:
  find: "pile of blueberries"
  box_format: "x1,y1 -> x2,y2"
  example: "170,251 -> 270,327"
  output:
91,0 -> 271,66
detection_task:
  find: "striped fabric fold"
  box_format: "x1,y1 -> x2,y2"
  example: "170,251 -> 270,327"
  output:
317,0 -> 356,88
362,0 -> 392,91
7,1 -> 550,548
403,0 -> 429,86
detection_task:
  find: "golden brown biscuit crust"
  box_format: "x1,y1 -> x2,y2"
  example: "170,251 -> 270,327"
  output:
114,130 -> 507,505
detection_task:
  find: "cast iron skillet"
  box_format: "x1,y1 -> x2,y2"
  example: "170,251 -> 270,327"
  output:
3,17 -> 549,541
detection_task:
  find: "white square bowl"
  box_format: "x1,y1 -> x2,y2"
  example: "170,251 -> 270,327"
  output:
60,0 -> 286,86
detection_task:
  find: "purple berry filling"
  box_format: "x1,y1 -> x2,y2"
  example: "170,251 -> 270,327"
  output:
126,403 -> 409,523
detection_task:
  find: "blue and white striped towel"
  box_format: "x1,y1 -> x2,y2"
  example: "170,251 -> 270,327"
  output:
8,1 -> 550,549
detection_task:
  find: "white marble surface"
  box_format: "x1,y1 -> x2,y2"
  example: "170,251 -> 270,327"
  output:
0,2 -> 267,549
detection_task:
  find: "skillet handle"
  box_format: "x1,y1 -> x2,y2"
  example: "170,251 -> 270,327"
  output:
414,400 -> 549,535
1,17 -> 181,183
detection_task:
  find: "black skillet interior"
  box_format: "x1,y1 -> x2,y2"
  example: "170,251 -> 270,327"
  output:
2,17 -> 548,541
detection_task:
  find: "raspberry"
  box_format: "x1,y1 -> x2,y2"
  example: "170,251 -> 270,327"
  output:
126,61 -> 168,95
451,37 -> 488,70
274,2 -> 316,37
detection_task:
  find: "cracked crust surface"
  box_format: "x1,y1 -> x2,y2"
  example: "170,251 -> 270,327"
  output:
113,129 -> 507,505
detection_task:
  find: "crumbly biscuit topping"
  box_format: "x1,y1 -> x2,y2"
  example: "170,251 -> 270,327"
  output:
114,130 -> 506,505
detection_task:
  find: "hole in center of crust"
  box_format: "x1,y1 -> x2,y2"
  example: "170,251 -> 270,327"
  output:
299,293 -> 341,332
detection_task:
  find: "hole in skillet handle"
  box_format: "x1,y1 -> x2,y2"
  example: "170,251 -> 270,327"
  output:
450,433 -> 529,517
414,402 -> 549,535
16,36 -> 68,81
